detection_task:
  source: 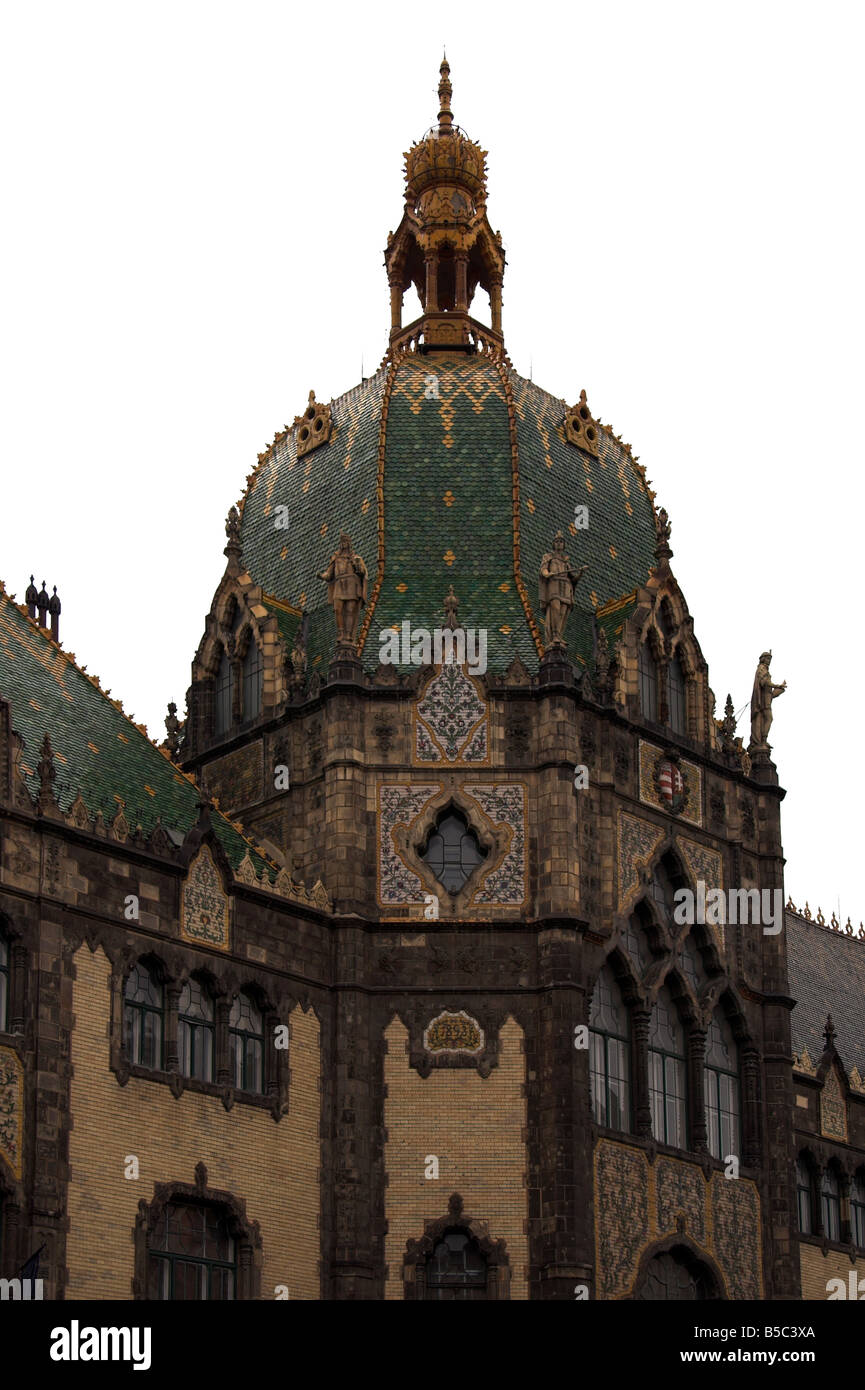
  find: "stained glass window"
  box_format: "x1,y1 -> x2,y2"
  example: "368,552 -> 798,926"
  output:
229,992 -> 263,1093
649,988 -> 687,1148
179,978 -> 214,1083
148,1201 -> 236,1300
124,963 -> 163,1069
421,811 -> 486,894
214,649 -> 233,735
425,1231 -> 487,1300
667,653 -> 687,734
821,1168 -> 841,1242
797,1157 -> 814,1234
589,966 -> 631,1131
639,642 -> 658,721
703,1012 -> 740,1160
242,640 -> 262,721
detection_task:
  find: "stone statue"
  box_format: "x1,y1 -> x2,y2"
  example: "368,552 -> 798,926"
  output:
320,532 -> 368,648
164,701 -> 185,757
539,531 -> 587,649
749,651 -> 786,750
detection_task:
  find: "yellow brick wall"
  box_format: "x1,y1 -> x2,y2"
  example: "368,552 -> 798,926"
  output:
383,1015 -> 528,1298
800,1242 -> 865,1300
66,944 -> 320,1299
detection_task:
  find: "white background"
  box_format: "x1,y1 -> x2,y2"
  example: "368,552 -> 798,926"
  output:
1,1 -> 862,925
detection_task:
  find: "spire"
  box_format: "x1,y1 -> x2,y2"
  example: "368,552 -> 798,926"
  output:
224,506 -> 243,573
438,54 -> 453,135
385,58 -> 506,353
25,575 -> 38,619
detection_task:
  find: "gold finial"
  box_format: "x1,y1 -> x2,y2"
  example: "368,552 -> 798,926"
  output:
438,53 -> 453,135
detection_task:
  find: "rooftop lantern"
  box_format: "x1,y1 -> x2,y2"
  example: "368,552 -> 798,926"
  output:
384,57 -> 506,354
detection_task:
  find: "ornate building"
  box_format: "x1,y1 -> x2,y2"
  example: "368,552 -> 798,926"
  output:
1,60 -> 863,1302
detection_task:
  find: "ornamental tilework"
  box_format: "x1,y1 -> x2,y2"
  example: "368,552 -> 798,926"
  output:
595,1141 -> 764,1299
414,663 -> 489,765
464,783 -> 527,907
656,1156 -> 707,1244
710,1173 -> 763,1299
677,836 -> 725,955
594,1140 -> 650,1298
617,812 -> 665,911
180,844 -> 230,951
378,783 -> 440,907
423,1011 -> 484,1054
0,1045 -> 23,1179
639,740 -> 702,827
820,1066 -> 848,1142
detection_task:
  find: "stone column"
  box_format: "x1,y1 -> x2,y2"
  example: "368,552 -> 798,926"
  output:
424,253 -> 439,312
489,274 -> 503,334
164,983 -> 181,1072
215,997 -> 231,1086
529,925 -> 591,1300
454,252 -> 469,312
389,282 -> 402,331
632,1008 -> 653,1138
688,1026 -> 708,1153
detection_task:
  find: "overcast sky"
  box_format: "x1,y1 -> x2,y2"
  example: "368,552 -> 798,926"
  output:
1,1 -> 862,926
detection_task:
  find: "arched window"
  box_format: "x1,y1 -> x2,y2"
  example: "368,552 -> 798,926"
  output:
229,993 -> 263,1093
634,1247 -> 718,1300
678,934 -> 705,993
214,648 -> 233,736
821,1168 -> 841,1242
425,1231 -> 487,1300
648,987 -> 687,1148
179,977 -> 214,1083
589,965 -> 631,1130
420,809 -> 487,895
703,1012 -> 740,1160
796,1157 -> 814,1234
851,1172 -> 865,1249
124,963 -> 163,1069
639,642 -> 658,721
242,639 -> 262,721
667,653 -> 687,734
0,934 -> 8,1033
147,1200 -> 236,1300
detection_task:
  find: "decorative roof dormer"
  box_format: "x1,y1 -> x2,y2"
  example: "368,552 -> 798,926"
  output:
385,57 -> 507,355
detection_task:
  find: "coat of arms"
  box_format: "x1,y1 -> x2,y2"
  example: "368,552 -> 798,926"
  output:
654,753 -> 689,816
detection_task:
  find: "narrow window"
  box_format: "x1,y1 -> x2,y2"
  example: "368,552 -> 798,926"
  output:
242,639 -> 262,721
851,1173 -> 865,1249
703,1012 -> 740,1160
821,1169 -> 841,1242
124,963 -> 164,1069
214,649 -> 233,736
0,935 -> 8,1033
229,992 -> 264,1093
648,988 -> 687,1148
178,978 -> 215,1082
148,1201 -> 236,1300
667,653 -> 686,734
639,642 -> 658,721
589,965 -> 631,1131
796,1157 -> 813,1234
